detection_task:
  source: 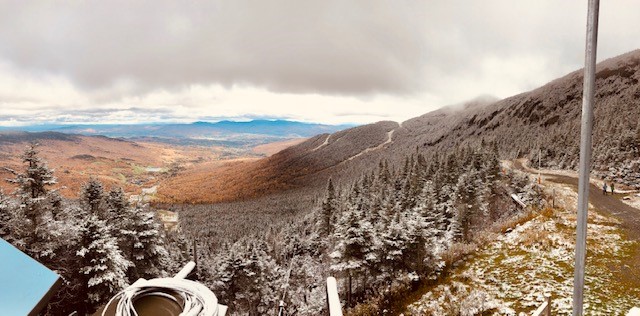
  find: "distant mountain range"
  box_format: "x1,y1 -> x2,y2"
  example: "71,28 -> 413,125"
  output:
0,120 -> 355,147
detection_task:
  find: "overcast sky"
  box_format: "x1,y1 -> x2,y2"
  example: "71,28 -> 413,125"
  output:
0,0 -> 639,126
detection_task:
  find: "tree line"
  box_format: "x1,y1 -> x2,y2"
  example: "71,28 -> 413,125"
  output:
198,141 -> 539,315
0,144 -> 186,315
0,141 -> 539,315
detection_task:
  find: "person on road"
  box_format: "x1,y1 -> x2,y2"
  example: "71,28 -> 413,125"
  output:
603,183 -> 608,195
611,183 -> 615,195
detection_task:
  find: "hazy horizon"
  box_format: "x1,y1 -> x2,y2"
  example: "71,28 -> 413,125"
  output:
0,118 -> 358,128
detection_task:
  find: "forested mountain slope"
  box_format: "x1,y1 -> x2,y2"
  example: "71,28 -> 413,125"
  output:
158,121 -> 399,202
159,49 -> 640,203
434,49 -> 640,187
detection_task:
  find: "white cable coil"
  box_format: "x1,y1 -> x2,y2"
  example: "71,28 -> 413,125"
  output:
102,261 -> 226,316
103,278 -> 218,316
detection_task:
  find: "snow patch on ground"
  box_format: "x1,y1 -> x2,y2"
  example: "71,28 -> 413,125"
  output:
620,193 -> 640,209
407,182 -> 639,315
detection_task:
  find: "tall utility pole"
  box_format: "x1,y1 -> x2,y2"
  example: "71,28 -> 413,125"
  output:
573,0 -> 600,315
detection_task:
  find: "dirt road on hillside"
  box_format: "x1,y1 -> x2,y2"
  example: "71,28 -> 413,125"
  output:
514,160 -> 640,286
514,160 -> 640,240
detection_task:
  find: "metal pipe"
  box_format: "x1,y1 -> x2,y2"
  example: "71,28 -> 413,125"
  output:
573,0 -> 600,315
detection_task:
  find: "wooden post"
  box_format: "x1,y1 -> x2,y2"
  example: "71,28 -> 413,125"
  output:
326,277 -> 343,316
545,293 -> 552,316
532,293 -> 553,316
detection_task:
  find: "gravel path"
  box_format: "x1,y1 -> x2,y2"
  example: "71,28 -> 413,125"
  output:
513,159 -> 640,286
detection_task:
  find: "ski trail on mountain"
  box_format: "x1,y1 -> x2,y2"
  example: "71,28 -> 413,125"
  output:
311,134 -> 330,152
345,128 -> 395,162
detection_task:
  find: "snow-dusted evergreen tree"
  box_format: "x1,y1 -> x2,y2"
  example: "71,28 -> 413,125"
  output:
7,143 -> 57,201
330,194 -> 376,305
285,254 -> 326,315
80,178 -> 106,216
402,211 -> 428,273
211,238 -> 281,316
455,170 -> 477,241
106,187 -> 128,219
105,187 -> 133,249
379,212 -> 408,277
0,190 -> 11,238
76,213 -> 129,314
5,143 -> 55,238
4,143 -> 67,263
320,178 -> 337,236
128,203 -> 170,280
279,216 -> 322,261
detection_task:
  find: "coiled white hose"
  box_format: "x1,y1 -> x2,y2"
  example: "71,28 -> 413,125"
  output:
102,262 -> 226,316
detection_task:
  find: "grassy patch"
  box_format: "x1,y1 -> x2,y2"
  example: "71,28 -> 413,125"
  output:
406,207 -> 640,315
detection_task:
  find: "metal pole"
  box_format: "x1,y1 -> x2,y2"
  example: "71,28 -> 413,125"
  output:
538,147 -> 542,184
278,300 -> 285,316
573,0 -> 599,315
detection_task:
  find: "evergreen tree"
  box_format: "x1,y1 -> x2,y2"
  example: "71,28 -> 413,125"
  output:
455,171 -> 477,241
7,143 -> 57,200
330,202 -> 376,305
80,178 -> 106,216
47,190 -> 65,220
105,187 -> 131,246
4,143 -> 66,262
320,178 -> 336,236
164,230 -> 192,274
379,212 -> 408,276
0,190 -> 12,238
212,239 -> 281,316
76,213 -> 129,314
106,187 -> 128,219
286,254 -> 325,314
402,212 -> 428,273
5,143 -> 57,244
126,204 -> 170,280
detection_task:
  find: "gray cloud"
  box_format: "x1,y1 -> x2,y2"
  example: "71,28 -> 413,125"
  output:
0,0 -> 428,96
0,1 -> 639,124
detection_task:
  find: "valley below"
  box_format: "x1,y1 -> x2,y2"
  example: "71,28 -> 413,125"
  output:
0,131 -> 302,201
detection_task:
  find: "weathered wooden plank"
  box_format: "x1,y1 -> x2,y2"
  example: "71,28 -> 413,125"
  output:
532,294 -> 551,316
510,193 -> 527,208
326,277 -> 343,316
